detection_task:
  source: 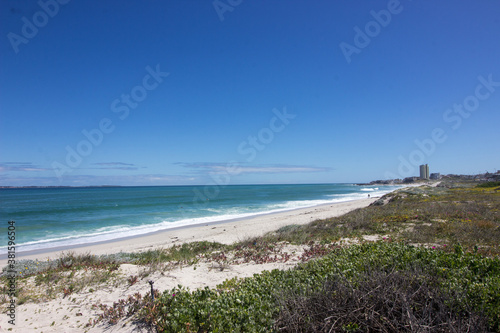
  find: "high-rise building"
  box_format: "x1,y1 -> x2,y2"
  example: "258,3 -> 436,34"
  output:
420,164 -> 429,179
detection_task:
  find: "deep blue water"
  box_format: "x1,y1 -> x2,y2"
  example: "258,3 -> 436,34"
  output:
0,184 -> 399,254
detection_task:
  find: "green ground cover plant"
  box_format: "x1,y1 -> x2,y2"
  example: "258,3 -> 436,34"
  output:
136,242 -> 500,332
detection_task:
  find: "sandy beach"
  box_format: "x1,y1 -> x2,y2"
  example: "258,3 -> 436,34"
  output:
1,198 -> 376,267
0,197 -> 376,332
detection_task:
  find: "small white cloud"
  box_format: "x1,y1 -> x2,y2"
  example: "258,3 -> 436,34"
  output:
90,162 -> 140,170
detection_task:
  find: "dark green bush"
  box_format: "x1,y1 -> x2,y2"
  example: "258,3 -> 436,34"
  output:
276,268 -> 489,332
477,181 -> 500,188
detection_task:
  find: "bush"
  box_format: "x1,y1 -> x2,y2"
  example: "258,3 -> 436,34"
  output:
477,181 -> 500,188
276,268 -> 489,332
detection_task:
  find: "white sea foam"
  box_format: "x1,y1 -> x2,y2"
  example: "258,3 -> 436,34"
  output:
360,187 -> 379,191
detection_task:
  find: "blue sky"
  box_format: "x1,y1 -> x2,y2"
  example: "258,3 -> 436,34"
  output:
1,0 -> 499,186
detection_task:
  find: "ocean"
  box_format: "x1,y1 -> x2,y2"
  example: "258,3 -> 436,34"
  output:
0,184 -> 400,255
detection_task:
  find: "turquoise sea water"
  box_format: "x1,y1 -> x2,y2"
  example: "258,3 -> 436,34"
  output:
0,184 -> 400,255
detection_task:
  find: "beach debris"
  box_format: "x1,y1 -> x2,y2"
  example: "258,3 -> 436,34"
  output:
148,280 -> 155,302
128,275 -> 139,286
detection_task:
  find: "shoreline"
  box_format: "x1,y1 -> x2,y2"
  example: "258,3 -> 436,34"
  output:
0,197 -> 378,267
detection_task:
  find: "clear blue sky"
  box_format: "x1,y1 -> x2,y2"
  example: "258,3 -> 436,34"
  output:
1,0 -> 499,186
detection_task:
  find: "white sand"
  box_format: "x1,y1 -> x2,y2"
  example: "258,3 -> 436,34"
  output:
0,198 -> 377,332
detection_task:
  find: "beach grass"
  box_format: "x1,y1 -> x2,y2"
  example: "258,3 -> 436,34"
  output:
130,241 -> 226,266
0,251 -> 124,306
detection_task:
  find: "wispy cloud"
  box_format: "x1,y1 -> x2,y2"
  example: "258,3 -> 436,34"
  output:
0,162 -> 50,172
234,165 -> 332,174
90,162 -> 141,170
93,162 -> 136,167
176,162 -> 333,175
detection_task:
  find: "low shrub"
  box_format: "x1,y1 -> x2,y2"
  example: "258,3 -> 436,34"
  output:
477,181 -> 500,188
276,268 -> 489,332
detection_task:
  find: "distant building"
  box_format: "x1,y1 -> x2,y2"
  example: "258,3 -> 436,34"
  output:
403,177 -> 420,183
419,164 -> 429,180
430,173 -> 441,180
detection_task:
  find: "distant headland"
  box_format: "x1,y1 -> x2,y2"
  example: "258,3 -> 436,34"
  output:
357,171 -> 500,186
0,185 -> 123,189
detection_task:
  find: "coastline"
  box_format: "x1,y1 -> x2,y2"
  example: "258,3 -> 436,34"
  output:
2,179 -> 498,332
0,197 -> 377,267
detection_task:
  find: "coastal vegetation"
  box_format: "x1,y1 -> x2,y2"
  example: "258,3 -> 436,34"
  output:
1,179 -> 499,331
144,242 -> 500,332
